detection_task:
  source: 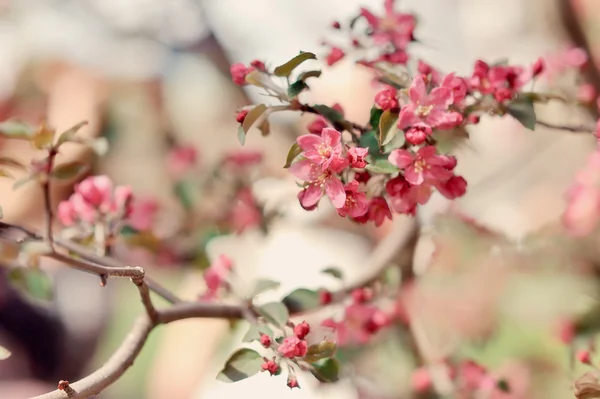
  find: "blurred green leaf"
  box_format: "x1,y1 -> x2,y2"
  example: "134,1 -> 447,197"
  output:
257,302 -> 289,326
32,125 -> 55,150
368,107 -> 384,130
312,104 -> 344,124
242,324 -> 274,343
507,94 -> 536,130
321,267 -> 343,280
284,143 -> 303,168
174,180 -> 195,211
304,341 -> 337,363
242,104 -> 268,134
282,288 -> 320,313
56,121 -> 88,146
51,161 -> 88,180
274,52 -> 317,77
298,70 -> 322,81
288,80 -> 309,98
0,121 -> 34,139
311,357 -> 340,382
216,348 -> 263,383
251,279 -> 281,297
365,159 -> 399,174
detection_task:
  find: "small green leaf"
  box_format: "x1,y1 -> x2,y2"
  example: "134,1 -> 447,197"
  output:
32,124 -> 55,150
282,289 -> 320,313
237,125 -> 246,146
359,130 -> 384,159
274,52 -> 317,77
216,348 -> 263,383
252,279 -> 281,296
0,120 -> 34,139
56,121 -> 88,146
298,70 -> 322,81
0,157 -> 25,170
321,267 -> 343,280
257,302 -> 289,326
312,104 -> 344,123
0,345 -> 10,360
174,180 -> 195,211
25,269 -> 53,300
365,159 -> 399,174
284,143 -> 303,168
242,324 -> 274,343
382,130 -> 405,153
378,110 -> 399,146
311,357 -> 340,382
288,80 -> 309,98
51,161 -> 88,180
506,95 -> 536,130
368,107 -> 384,130
242,104 -> 268,134
304,341 -> 337,363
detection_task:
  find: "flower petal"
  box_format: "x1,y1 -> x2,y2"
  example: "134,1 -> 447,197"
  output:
388,149 -> 414,169
397,105 -> 419,129
325,177 -> 346,208
404,166 -> 424,185
289,159 -> 320,181
409,75 -> 427,104
321,128 -> 342,147
428,87 -> 452,107
297,134 -> 322,151
300,184 -> 323,208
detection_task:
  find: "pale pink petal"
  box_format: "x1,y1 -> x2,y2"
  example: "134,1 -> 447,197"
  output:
349,192 -> 369,217
289,159 -> 320,181
428,87 -> 452,107
297,134 -> 322,151
404,166 -> 424,185
409,75 -> 428,103
384,0 -> 394,15
388,149 -> 414,169
321,128 -> 342,147
325,177 -> 346,208
397,105 -> 420,129
300,184 -> 323,208
360,8 -> 380,28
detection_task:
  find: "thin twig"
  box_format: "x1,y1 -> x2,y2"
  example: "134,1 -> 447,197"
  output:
48,251 -> 145,281
134,280 -> 159,324
42,148 -> 58,249
536,119 -> 594,133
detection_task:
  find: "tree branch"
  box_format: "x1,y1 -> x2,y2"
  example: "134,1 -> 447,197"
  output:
47,251 -> 145,281
536,119 -> 595,133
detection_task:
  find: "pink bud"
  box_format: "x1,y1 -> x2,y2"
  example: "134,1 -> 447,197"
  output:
405,123 -> 431,145
230,63 -> 254,85
331,21 -> 341,29
293,321 -> 310,339
411,368 -> 432,393
250,60 -> 266,71
70,193 -> 97,223
467,114 -> 481,125
374,87 -> 398,110
76,175 -> 113,208
261,360 -> 279,376
437,176 -> 467,200
347,146 -> 369,168
278,336 -> 308,358
577,349 -> 592,365
287,376 -> 300,389
532,57 -> 545,77
307,117 -> 328,134
557,319 -> 576,344
260,334 -> 272,348
319,290 -> 333,305
351,288 -> 372,304
57,200 -> 77,226
236,109 -> 249,124
326,47 -> 345,66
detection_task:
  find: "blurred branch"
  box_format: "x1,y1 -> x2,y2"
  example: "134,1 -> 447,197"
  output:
536,119 -> 595,133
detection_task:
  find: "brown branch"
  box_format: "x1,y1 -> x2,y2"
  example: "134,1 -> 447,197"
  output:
47,251 -> 145,281
134,280 -> 159,324
42,148 -> 58,249
536,119 -> 595,133
297,103 -> 369,137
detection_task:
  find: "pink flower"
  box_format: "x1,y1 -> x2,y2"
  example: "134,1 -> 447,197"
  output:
405,123 -> 431,145
229,188 -> 262,233
230,63 -> 254,85
113,185 -> 134,217
388,146 -> 453,185
366,197 -> 392,227
261,360 -> 279,375
69,193 -> 97,224
127,198 -> 159,231
307,117 -> 329,134
579,83 -> 597,103
360,0 -> 416,49
322,303 -> 389,346
577,350 -> 592,365
374,86 -> 398,110
326,47 -> 345,66
201,255 -> 233,300
293,321 -> 310,339
75,175 -> 113,210
296,128 -> 348,172
441,73 -> 468,105
166,145 -> 198,178
418,60 -> 441,85
459,360 -> 489,392
57,201 -> 77,226
337,180 -> 369,218
436,175 -> 467,199
532,57 -> 544,77
236,109 -> 248,123
260,334 -> 272,348
278,336 -> 308,358
412,368 -> 432,393
397,75 -> 453,130
347,146 -> 369,168
469,60 -> 528,102
290,160 -> 346,209
287,376 -> 300,389
250,59 -> 266,71
563,183 -> 600,236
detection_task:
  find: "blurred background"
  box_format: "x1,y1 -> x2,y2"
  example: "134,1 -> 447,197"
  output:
0,0 -> 599,398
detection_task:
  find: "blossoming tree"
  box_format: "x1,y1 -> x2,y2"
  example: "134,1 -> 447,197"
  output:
1,0 -> 600,398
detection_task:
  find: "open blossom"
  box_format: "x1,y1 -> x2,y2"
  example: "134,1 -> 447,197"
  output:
389,146 -> 454,186
297,128 -> 348,172
436,175 -> 467,199
76,175 -> 113,210
322,303 -> 390,346
326,47 -> 345,66
230,63 -> 254,85
441,73 -> 468,105
397,75 -> 453,130
291,160 -> 346,209
201,254 -> 233,300
366,197 -> 392,226
374,86 -> 398,110
166,145 -> 198,177
360,0 -> 416,49
278,336 -> 308,358
337,180 -> 369,218
347,146 -> 368,168
469,60 -> 529,102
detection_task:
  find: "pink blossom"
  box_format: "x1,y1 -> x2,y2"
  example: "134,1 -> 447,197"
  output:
337,180 -> 369,218
563,184 -> 600,236
278,336 -> 308,358
347,146 -> 369,168
75,175 -> 113,210
201,254 -> 233,300
293,321 -> 310,339
322,303 -> 389,346
577,350 -> 592,365
57,201 -> 77,226
436,175 -> 467,199
412,367 -> 432,393
166,145 -> 198,178
296,128 -> 348,172
229,188 -> 262,233
366,196 -> 392,226
113,185 -> 134,217
397,75 -> 453,130
532,57 -> 544,77
459,360 -> 488,391
388,146 -> 454,185
579,83 -> 597,103
418,60 -> 441,85
469,60 -> 529,102
307,117 -> 329,134
230,63 -> 254,85
127,198 -> 158,231
290,159 -> 346,209
326,47 -> 345,66
441,73 -> 468,105
260,334 -> 271,348
405,123 -> 431,145
360,0 -> 416,49
69,193 -> 98,224
374,86 -> 398,110
261,360 -> 279,375
319,290 -> 333,305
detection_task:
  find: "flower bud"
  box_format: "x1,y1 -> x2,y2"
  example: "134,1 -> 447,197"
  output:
260,334 -> 272,348
293,321 -> 311,339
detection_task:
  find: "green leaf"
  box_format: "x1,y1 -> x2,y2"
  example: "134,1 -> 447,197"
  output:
311,357 -> 340,382
365,159 -> 399,174
237,125 -> 246,146
274,52 -> 317,77
56,121 -> 88,146
174,180 -> 195,211
284,143 -> 303,168
304,341 -> 337,363
0,120 -> 34,139
32,124 -> 55,150
287,80 -> 309,98
312,104 -> 344,123
0,345 -> 10,360
242,324 -> 274,343
216,348 -> 263,383
242,104 -> 268,134
378,110 -> 399,146
257,302 -> 289,326
0,157 -> 25,170
368,107 -> 384,130
298,70 -> 322,81
25,269 -> 53,300
382,130 -> 405,153
321,267 -> 343,280
251,279 -> 281,297
506,95 -> 536,130
359,130 -> 383,159
282,288 -> 320,313
51,161 -> 88,180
